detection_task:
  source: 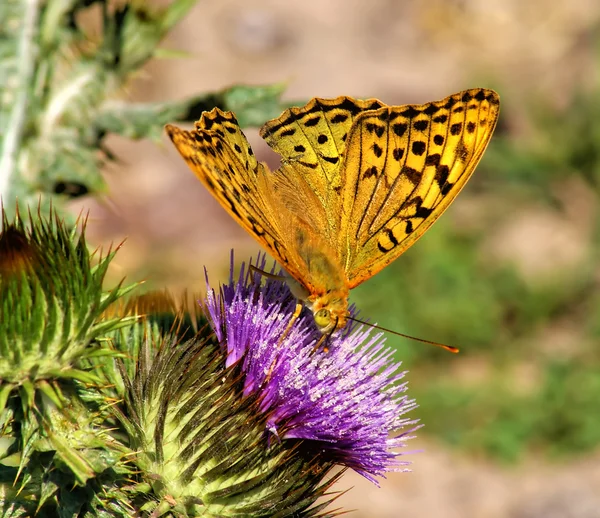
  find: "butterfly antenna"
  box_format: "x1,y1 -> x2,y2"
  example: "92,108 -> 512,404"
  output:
249,264 -> 287,281
346,316 -> 459,353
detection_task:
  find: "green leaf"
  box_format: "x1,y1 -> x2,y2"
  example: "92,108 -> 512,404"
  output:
0,382 -> 15,415
36,380 -> 64,409
45,430 -> 95,486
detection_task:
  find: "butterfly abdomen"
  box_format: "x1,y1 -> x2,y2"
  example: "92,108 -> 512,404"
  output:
292,222 -> 348,295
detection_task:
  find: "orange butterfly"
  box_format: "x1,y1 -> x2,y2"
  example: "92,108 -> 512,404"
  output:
166,89 -> 500,334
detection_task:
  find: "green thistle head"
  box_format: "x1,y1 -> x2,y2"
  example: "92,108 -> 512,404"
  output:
0,209 -> 132,394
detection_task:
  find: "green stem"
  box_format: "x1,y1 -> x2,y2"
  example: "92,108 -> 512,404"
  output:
41,67 -> 98,135
0,0 -> 40,204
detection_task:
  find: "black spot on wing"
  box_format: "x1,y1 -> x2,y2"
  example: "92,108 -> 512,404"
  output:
450,123 -> 462,136
367,100 -> 385,110
304,116 -> 321,127
425,153 -> 441,166
298,160 -> 318,169
366,122 -> 385,137
441,182 -> 454,195
399,195 -> 432,219
377,110 -> 391,122
393,148 -> 405,160
474,89 -> 487,101
221,189 -> 241,218
401,165 -> 422,184
331,113 -> 349,123
423,103 -> 441,115
415,204 -> 432,219
272,239 -> 288,263
377,228 -> 399,253
455,140 -> 469,162
330,97 -> 366,115
414,120 -> 429,131
363,165 -> 378,179
435,164 -> 450,188
443,96 -> 457,110
400,106 -> 422,118
411,141 -> 426,156
486,91 -> 500,105
393,123 -> 408,137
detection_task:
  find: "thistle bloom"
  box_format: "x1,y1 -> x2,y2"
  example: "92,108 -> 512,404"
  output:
203,254 -> 419,484
1,207 -> 420,515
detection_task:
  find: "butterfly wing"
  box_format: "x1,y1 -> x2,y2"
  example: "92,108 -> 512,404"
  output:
256,96 -> 395,297
337,88 -> 500,288
167,89 -> 499,305
166,109 -> 309,285
259,96 -> 385,221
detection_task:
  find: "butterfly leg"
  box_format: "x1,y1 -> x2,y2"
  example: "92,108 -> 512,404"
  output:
248,263 -> 302,344
310,333 -> 329,355
261,303 -> 303,384
247,264 -> 308,346
277,301 -> 303,346
249,264 -> 287,281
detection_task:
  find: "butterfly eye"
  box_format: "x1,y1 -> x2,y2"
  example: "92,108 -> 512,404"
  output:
314,309 -> 331,330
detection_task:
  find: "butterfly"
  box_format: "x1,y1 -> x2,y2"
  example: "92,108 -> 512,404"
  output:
166,89 -> 500,335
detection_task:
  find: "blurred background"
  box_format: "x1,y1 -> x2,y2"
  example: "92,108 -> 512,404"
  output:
73,1 -> 600,516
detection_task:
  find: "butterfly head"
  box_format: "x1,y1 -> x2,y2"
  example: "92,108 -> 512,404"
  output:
310,295 -> 348,334
284,274 -> 348,333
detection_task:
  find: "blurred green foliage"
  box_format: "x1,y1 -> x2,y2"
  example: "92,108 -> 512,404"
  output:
0,0 -> 290,225
413,360 -> 600,462
353,82 -> 600,461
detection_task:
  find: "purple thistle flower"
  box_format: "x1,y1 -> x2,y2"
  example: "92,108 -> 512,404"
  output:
203,253 -> 420,484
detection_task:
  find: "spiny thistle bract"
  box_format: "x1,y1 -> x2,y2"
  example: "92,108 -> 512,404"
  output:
0,211 -> 419,517
0,208 -> 137,515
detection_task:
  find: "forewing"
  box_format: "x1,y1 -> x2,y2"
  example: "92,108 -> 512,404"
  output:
339,88 -> 500,287
259,96 -> 385,219
165,109 -> 302,280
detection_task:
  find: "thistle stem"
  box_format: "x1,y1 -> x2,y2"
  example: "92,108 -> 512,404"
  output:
0,0 -> 40,204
